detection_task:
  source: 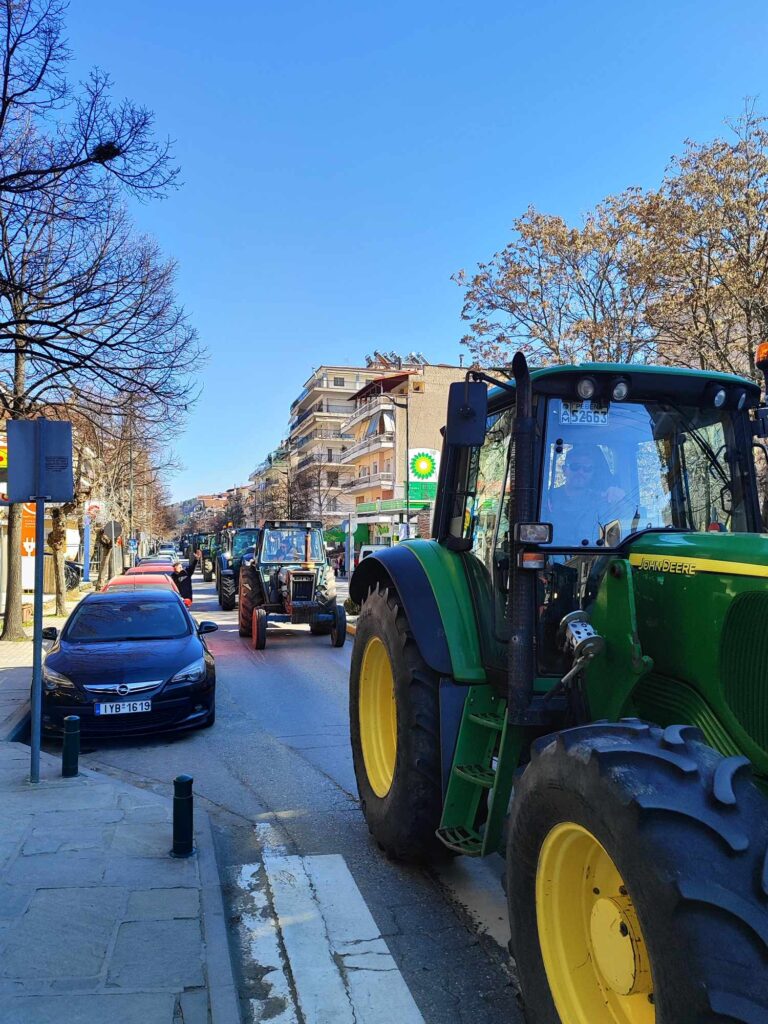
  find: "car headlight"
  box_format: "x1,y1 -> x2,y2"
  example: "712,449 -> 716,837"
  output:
42,666 -> 76,691
171,658 -> 206,684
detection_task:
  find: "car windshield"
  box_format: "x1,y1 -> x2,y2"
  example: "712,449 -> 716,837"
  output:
262,528 -> 325,563
65,600 -> 190,642
232,530 -> 260,556
541,397 -> 750,547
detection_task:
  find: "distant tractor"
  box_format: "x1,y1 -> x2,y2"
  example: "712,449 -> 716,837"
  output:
238,520 -> 346,649
186,532 -> 215,581
349,353 -> 768,1023
216,526 -> 260,610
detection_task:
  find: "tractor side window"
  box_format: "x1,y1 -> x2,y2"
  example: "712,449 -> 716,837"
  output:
463,405 -> 515,672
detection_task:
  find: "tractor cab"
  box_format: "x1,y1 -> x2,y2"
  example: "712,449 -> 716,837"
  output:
435,362 -> 763,687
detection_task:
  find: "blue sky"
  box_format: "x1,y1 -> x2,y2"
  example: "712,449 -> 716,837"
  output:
65,1 -> 768,501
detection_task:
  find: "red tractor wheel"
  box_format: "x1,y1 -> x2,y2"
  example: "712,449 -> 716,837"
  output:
251,608 -> 267,650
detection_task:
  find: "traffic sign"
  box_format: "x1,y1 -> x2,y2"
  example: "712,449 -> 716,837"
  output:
128,538 -> 138,551
7,419 -> 73,502
104,521 -> 122,543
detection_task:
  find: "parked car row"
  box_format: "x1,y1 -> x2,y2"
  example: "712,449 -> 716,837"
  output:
41,559 -> 218,737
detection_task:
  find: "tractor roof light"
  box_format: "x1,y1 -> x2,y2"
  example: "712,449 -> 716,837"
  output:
756,341 -> 768,371
733,388 -> 748,411
704,383 -> 727,409
611,379 -> 630,402
576,376 -> 597,400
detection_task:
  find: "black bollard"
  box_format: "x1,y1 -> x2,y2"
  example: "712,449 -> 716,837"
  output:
62,716 -> 80,778
170,774 -> 195,857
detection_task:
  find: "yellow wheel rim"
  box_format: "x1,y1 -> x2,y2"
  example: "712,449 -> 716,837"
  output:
536,822 -> 655,1024
358,636 -> 397,798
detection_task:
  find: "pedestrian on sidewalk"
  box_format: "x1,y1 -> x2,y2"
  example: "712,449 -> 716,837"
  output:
171,560 -> 194,605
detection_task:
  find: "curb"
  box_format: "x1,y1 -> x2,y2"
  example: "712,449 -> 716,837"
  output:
198,809 -> 243,1024
1,699 -> 30,743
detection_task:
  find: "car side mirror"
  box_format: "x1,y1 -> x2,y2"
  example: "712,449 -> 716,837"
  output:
197,621 -> 218,635
42,626 -> 58,641
445,381 -> 488,446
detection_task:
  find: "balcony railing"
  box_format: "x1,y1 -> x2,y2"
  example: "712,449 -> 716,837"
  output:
341,394 -> 395,431
347,471 -> 394,491
339,432 -> 395,463
297,452 -> 348,471
354,497 -> 432,513
295,429 -> 353,450
290,402 -> 352,432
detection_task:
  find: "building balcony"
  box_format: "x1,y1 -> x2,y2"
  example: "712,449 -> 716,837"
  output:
341,395 -> 395,431
347,471 -> 394,492
290,402 -> 352,434
339,432 -> 395,463
353,497 -> 432,515
295,429 -> 353,450
296,452 -> 348,472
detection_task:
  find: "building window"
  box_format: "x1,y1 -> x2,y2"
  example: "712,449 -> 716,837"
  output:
384,459 -> 392,473
372,462 -> 378,474
327,472 -> 338,487
327,448 -> 333,462
333,376 -> 345,387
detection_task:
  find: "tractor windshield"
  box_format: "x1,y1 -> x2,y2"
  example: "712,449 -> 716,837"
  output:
262,528 -> 325,563
232,530 -> 260,556
541,397 -> 750,547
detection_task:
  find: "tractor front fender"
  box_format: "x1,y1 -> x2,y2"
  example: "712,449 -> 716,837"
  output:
350,542 -> 485,684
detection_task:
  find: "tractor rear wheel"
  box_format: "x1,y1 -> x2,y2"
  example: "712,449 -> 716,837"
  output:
251,608 -> 267,650
507,720 -> 768,1024
238,572 -> 254,637
220,574 -> 236,611
349,584 -> 447,862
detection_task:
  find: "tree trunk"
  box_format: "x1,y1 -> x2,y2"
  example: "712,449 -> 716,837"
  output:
95,529 -> 113,588
1,504 -> 26,640
47,508 -> 67,616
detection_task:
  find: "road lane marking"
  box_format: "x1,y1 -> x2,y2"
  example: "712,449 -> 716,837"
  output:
239,853 -> 424,1024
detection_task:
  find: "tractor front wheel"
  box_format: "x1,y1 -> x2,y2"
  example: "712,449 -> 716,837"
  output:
238,573 -> 254,637
330,604 -> 346,647
349,584 -> 446,862
220,574 -> 236,611
507,720 -> 768,1024
251,608 -> 267,650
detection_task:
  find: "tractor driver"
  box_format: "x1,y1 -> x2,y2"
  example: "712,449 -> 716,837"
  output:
277,533 -> 302,561
546,443 -> 629,546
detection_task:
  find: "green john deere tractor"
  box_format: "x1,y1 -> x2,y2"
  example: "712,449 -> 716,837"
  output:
348,353 -> 768,1024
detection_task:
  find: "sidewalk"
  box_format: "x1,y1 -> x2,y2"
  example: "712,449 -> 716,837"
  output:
0,630 -> 241,1023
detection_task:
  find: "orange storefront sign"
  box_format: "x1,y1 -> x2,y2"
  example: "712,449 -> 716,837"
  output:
21,502 -> 37,557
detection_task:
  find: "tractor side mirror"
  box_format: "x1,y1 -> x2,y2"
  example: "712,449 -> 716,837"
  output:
445,381 -> 488,447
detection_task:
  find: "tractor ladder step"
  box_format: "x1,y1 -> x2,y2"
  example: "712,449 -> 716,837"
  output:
453,763 -> 496,789
467,711 -> 505,731
435,825 -> 482,855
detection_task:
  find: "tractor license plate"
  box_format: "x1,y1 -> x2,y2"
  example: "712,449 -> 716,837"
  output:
560,401 -> 608,426
94,700 -> 152,715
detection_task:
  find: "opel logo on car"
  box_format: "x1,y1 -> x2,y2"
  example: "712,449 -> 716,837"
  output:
117,684 -> 129,696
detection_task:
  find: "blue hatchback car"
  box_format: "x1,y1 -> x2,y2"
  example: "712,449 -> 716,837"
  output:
41,590 -> 217,737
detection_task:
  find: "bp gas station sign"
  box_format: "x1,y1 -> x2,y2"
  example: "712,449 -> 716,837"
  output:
408,448 -> 440,500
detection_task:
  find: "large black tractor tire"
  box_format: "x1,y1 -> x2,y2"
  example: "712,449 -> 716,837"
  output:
251,608 -> 267,650
220,573 -> 236,611
311,567 -> 337,635
349,584 -> 448,862
238,571 -> 255,637
507,719 -> 768,1024
330,604 -> 347,647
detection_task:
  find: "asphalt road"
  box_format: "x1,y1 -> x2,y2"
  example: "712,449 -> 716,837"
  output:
73,578 -> 523,1024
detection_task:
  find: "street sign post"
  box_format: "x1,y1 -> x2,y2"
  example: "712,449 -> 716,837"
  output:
7,420 -> 74,784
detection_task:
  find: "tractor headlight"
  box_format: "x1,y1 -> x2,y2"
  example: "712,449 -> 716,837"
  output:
611,379 -> 629,402
576,376 -> 597,400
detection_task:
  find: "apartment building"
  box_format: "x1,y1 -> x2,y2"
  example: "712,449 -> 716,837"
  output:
249,444 -> 291,519
288,363 -> 396,520
340,361 -> 466,544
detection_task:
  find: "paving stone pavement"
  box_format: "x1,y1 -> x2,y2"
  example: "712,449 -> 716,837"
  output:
0,741 -> 241,1024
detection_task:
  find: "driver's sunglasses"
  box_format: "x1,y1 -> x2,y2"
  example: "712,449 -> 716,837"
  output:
566,462 -> 595,474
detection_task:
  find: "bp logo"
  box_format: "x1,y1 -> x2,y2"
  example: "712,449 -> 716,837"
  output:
410,452 -> 437,480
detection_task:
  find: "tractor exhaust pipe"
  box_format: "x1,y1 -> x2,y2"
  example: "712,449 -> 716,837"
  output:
507,351 -> 537,722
